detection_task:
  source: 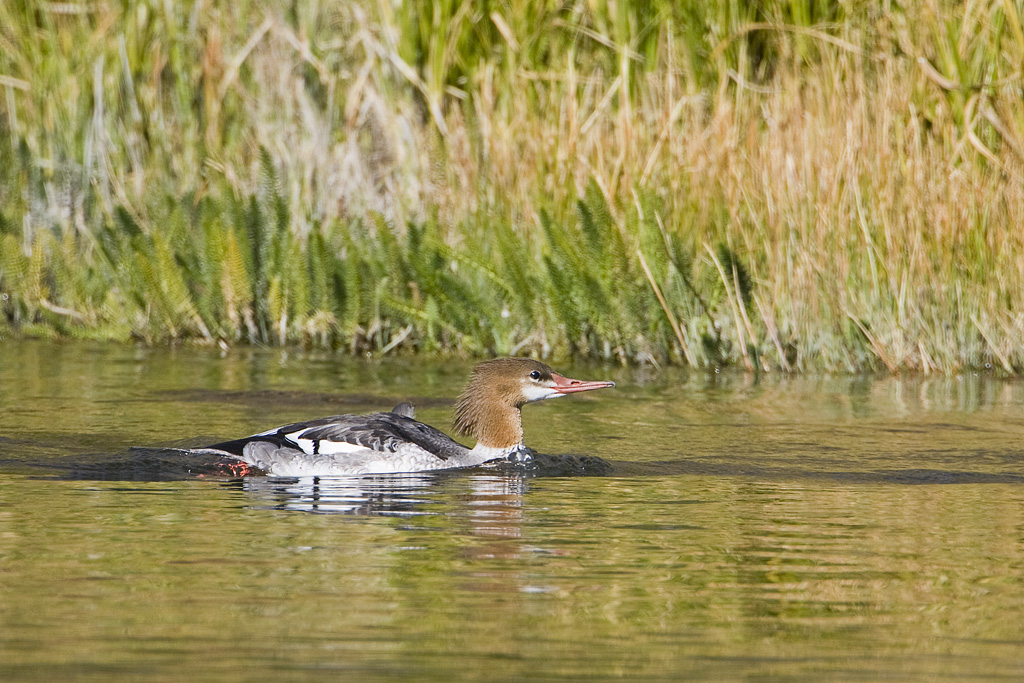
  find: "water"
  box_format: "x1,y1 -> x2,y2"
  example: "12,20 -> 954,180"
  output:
1,339 -> 1023,681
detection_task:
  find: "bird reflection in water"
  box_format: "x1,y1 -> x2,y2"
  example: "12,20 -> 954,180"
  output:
233,471 -> 529,521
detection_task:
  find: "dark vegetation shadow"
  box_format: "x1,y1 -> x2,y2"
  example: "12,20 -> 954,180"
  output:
8,445 -> 1023,487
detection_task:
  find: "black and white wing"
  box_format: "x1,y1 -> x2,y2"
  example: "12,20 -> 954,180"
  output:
203,410 -> 467,462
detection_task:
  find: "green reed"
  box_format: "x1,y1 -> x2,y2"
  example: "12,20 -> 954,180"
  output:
1,1 -> 1023,372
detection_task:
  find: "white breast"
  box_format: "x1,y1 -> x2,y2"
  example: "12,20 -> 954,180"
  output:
237,440 -> 503,476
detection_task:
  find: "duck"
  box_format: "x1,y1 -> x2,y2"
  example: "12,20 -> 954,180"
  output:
196,358 -> 615,476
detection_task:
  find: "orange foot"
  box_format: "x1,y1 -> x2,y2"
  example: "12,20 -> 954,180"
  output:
225,462 -> 253,477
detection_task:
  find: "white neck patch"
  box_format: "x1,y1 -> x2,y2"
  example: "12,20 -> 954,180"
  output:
520,382 -> 565,403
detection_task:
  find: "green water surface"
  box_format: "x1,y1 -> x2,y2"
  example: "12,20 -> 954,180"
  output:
1,340 -> 1023,681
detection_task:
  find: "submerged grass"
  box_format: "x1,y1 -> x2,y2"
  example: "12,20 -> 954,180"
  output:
1,1 -> 1024,372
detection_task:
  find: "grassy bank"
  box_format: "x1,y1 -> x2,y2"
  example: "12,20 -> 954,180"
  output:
2,1 -> 1023,372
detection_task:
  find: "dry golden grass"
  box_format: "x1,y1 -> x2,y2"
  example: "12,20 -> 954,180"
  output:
1,1 -> 1023,371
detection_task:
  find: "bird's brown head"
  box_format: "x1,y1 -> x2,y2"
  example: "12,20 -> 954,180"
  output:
452,358 -> 615,449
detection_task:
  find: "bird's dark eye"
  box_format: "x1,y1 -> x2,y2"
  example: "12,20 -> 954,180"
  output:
529,370 -> 541,380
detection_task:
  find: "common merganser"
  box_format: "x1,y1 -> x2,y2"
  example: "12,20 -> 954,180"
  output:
197,358 -> 615,476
